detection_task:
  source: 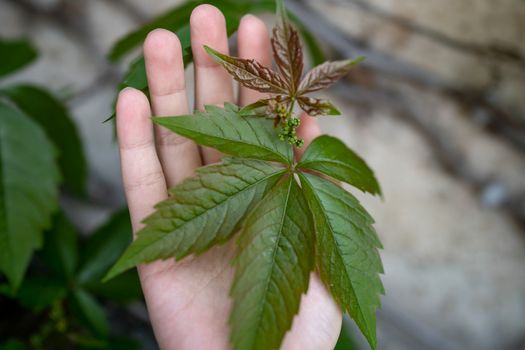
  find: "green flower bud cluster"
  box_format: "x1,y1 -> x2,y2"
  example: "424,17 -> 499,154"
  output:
278,117 -> 304,147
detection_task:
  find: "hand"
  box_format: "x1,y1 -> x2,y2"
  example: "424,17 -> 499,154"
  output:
115,5 -> 342,349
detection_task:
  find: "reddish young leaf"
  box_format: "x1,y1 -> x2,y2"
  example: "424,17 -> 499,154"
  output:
240,99 -> 273,117
205,46 -> 288,94
271,1 -> 304,93
297,96 -> 341,116
298,57 -> 365,94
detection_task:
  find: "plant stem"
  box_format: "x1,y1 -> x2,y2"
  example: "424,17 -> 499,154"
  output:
287,97 -> 296,119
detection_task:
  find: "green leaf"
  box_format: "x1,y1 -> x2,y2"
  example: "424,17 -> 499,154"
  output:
39,213 -> 79,280
86,270 -> 142,304
0,340 -> 28,350
0,102 -> 60,292
298,135 -> 381,196
299,173 -> 383,350
69,289 -> 109,338
15,276 -> 67,312
76,209 -> 133,285
77,337 -> 140,350
105,158 -> 286,281
230,175 -> 314,350
0,38 -> 37,78
77,209 -> 142,303
334,319 -> 359,350
154,104 -> 293,164
1,85 -> 87,196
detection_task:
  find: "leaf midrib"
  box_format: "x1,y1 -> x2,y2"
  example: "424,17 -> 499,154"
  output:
300,174 -> 373,338
158,120 -> 291,164
224,60 -> 288,94
249,176 -> 293,348
206,46 -> 288,94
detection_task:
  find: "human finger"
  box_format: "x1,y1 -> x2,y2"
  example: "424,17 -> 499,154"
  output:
190,4 -> 234,164
144,29 -> 202,187
116,88 -> 168,233
237,14 -> 272,106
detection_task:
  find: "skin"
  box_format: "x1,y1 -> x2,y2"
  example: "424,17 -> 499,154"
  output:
116,5 -> 342,349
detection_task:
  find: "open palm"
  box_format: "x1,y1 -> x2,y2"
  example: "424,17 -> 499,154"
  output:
116,5 -> 342,349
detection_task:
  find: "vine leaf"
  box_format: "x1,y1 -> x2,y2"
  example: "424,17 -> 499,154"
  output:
77,209 -> 133,284
0,38 -> 37,78
298,57 -> 365,95
297,96 -> 341,116
104,158 -> 286,281
271,0 -> 304,92
69,289 -> 109,337
230,175 -> 314,350
39,214 -> 79,281
153,103 -> 294,164
205,46 -> 288,94
299,173 -> 383,350
0,102 -> 60,292
78,209 -> 142,303
298,135 -> 382,195
1,85 -> 88,196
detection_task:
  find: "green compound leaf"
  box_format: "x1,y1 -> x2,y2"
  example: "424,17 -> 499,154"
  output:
153,103 -> 293,164
0,102 -> 60,292
299,173 -> 383,350
77,209 -> 142,303
1,85 -> 87,196
230,175 -> 314,350
39,213 -> 79,281
0,38 -> 37,78
69,289 -> 109,338
298,135 -> 381,196
105,158 -> 286,281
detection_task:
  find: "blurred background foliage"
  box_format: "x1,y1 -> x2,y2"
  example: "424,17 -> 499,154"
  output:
1,0 -> 525,349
